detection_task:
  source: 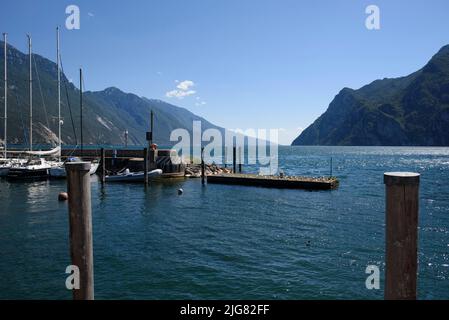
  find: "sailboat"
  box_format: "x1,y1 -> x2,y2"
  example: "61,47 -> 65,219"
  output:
7,35 -> 54,180
0,32 -> 11,177
49,48 -> 98,178
0,33 -> 27,176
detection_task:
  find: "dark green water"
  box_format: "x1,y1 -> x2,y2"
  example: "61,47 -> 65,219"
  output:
1,146 -> 449,299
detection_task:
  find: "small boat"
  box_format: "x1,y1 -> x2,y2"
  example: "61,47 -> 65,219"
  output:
105,168 -> 163,182
0,158 -> 27,177
49,157 -> 100,178
7,158 -> 52,181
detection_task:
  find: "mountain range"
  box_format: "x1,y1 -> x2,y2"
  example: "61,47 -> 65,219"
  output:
292,45 -> 449,146
0,40 -> 223,147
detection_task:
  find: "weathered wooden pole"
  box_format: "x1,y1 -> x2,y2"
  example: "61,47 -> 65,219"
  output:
112,149 -> 117,168
143,147 -> 148,184
384,172 -> 420,300
100,148 -> 105,184
201,147 -> 205,185
147,110 -> 155,168
233,146 -> 236,173
66,162 -> 94,300
238,147 -> 242,173
79,68 -> 83,157
224,148 -> 227,168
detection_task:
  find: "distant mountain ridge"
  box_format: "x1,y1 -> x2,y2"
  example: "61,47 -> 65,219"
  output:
292,45 -> 449,146
0,40 -> 223,147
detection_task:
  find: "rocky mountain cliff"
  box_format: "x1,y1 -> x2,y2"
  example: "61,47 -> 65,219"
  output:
292,45 -> 449,146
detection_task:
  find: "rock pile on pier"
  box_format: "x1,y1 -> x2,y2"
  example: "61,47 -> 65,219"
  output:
185,164 -> 232,177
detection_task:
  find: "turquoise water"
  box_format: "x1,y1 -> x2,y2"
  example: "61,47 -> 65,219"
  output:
1,146 -> 449,299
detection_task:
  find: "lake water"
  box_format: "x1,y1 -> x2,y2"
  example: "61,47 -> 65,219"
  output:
1,146 -> 449,299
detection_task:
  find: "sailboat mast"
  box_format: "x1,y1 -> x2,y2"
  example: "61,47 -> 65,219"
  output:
27,34 -> 32,151
80,68 -> 83,155
3,33 -> 7,159
57,27 -> 61,161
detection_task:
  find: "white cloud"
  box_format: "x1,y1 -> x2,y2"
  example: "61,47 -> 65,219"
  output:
195,101 -> 207,106
88,12 -> 94,17
166,89 -> 196,99
176,80 -> 194,91
166,80 -> 196,99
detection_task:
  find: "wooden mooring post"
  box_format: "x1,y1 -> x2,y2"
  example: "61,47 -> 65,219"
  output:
143,147 -> 148,184
238,147 -> 242,173
66,162 -> 94,300
224,148 -> 227,168
100,148 -> 105,184
384,172 -> 420,300
233,146 -> 236,173
201,147 -> 205,185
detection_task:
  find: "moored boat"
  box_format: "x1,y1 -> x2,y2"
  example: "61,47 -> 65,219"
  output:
105,168 -> 162,182
7,158 -> 51,180
0,158 -> 28,177
49,158 -> 100,178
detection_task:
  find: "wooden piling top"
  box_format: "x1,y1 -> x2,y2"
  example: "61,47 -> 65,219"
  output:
65,162 -> 92,172
384,172 -> 420,186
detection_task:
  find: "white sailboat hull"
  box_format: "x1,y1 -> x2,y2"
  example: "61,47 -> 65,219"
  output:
49,161 -> 100,178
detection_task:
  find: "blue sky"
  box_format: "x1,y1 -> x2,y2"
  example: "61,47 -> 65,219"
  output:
1,0 -> 449,144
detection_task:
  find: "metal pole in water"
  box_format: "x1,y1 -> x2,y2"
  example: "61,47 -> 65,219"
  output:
144,147 -> 148,184
233,146 -> 236,173
27,34 -> 33,151
100,148 -> 105,184
57,27 -> 61,162
201,147 -> 205,185
384,172 -> 420,300
79,68 -> 83,157
66,162 -> 94,300
238,146 -> 242,173
147,110 -> 154,168
224,147 -> 227,168
3,33 -> 7,159
150,110 -> 154,146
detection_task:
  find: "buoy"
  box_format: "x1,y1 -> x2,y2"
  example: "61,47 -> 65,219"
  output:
177,188 -> 183,195
58,192 -> 68,201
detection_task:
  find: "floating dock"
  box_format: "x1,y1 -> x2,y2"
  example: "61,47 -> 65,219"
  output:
207,173 -> 339,190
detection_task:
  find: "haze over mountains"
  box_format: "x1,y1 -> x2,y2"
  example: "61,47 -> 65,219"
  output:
0,40 -> 223,147
292,44 -> 449,146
